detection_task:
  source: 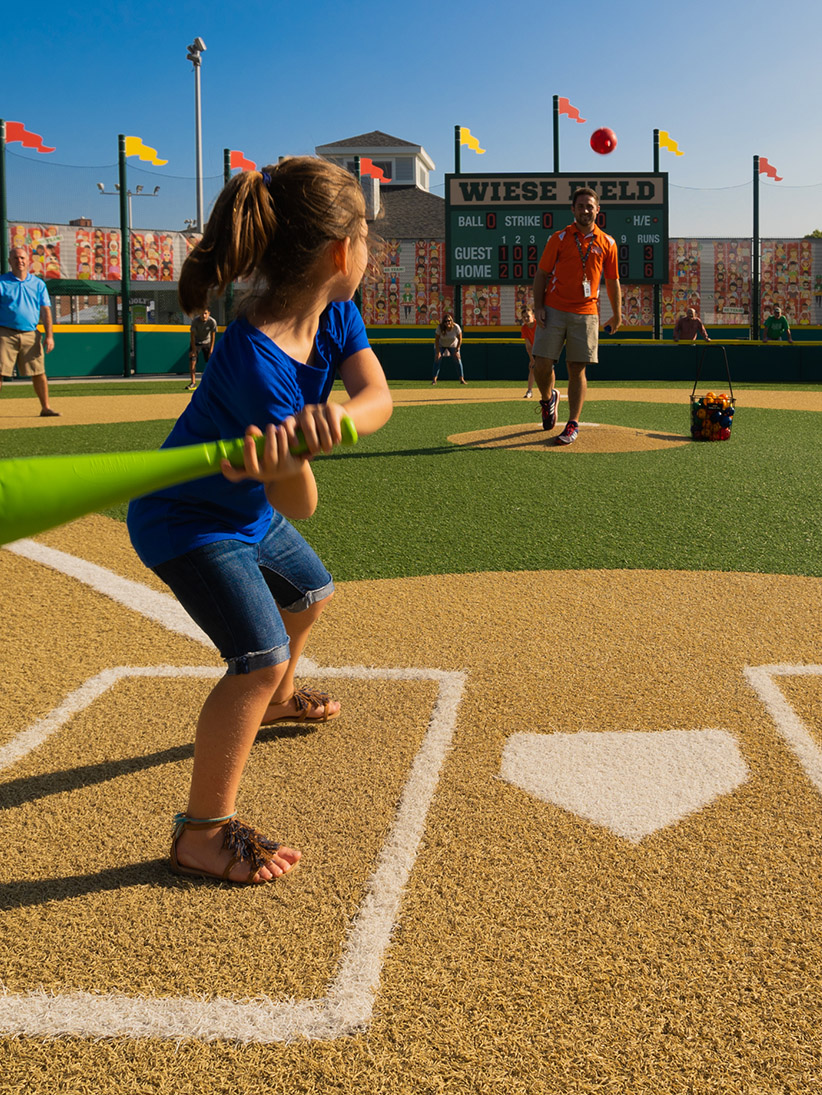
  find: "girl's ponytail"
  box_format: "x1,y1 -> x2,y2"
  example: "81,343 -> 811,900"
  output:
179,157 -> 365,318
179,171 -> 277,314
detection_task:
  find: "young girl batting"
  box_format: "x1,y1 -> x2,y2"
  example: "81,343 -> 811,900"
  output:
127,157 -> 392,885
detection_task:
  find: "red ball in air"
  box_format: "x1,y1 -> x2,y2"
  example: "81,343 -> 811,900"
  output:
590,127 -> 617,155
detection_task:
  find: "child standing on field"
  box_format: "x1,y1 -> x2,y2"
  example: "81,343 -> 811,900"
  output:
520,306 -> 536,399
127,157 -> 392,886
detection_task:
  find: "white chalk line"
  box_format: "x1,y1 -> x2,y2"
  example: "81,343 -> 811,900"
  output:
744,664 -> 822,795
0,541 -> 466,1043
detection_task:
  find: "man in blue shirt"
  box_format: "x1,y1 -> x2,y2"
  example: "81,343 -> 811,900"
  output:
0,247 -> 60,416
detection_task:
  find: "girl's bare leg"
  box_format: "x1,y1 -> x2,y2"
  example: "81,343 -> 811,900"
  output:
262,593 -> 341,721
175,663 -> 301,881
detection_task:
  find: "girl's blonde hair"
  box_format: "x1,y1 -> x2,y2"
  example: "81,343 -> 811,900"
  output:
179,156 -> 366,317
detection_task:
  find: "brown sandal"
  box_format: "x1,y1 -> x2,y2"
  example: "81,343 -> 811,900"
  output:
170,812 -> 293,885
260,687 -> 340,727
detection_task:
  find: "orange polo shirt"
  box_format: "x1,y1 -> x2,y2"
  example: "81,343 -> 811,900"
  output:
538,222 -> 619,316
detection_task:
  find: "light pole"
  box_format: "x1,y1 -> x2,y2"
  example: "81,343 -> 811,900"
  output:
97,182 -> 160,231
186,37 -> 207,232
98,177 -> 161,375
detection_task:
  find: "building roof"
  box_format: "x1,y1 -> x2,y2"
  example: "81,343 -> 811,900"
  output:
373,186 -> 445,240
318,130 -> 420,150
316,131 -> 435,173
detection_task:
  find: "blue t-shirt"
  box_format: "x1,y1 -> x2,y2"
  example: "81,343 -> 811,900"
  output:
127,300 -> 370,568
0,273 -> 51,331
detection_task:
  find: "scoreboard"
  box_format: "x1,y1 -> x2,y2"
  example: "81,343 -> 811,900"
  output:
445,172 -> 668,286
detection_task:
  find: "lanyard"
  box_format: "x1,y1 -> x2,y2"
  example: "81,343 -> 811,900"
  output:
574,230 -> 594,273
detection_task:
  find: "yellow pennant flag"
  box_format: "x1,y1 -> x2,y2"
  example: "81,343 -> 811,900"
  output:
658,130 -> 684,157
124,136 -> 169,165
459,127 -> 486,154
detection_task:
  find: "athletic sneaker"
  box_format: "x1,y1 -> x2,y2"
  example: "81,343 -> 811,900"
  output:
524,390 -> 533,399
539,389 -> 559,430
556,421 -> 579,445
186,382 -> 197,391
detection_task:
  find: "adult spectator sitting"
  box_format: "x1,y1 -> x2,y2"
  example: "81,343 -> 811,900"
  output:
673,306 -> 711,342
762,305 -> 793,344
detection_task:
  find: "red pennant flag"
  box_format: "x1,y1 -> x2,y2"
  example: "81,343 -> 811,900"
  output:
230,149 -> 256,172
360,156 -> 391,182
557,97 -> 586,124
758,156 -> 783,181
5,121 -> 55,154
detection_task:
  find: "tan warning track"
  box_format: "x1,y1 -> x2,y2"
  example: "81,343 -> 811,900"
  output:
1,385 -> 820,429
2,515 -> 822,1092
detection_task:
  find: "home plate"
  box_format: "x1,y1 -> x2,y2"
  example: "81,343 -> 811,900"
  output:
500,729 -> 749,842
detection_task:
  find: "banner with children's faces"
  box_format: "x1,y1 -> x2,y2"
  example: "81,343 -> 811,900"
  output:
6,222 -> 822,328
6,223 -> 202,284
74,228 -> 121,280
359,236 -> 822,329
11,224 -> 62,280
130,232 -> 175,282
361,238 -> 454,326
760,240 -> 814,327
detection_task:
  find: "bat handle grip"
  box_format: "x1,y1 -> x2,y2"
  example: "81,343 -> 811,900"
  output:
218,414 -> 358,467
289,413 -> 358,455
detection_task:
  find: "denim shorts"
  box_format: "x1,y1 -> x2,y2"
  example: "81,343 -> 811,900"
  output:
153,512 -> 334,675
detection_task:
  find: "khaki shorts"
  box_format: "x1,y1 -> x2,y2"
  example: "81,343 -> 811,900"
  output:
532,308 -> 600,364
0,327 -> 45,377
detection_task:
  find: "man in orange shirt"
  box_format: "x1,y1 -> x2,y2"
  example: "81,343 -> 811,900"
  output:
532,188 -> 621,444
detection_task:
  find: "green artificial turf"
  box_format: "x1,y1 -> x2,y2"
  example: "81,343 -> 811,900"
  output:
1,398 -> 819,581
308,399 -> 821,581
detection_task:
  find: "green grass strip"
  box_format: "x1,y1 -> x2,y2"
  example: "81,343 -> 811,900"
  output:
0,399 -> 819,581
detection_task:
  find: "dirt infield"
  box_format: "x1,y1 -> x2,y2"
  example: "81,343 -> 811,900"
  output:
2,512 -> 822,1092
2,388 -> 822,1092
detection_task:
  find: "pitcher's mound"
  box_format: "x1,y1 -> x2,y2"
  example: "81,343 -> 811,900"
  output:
448,421 -> 690,453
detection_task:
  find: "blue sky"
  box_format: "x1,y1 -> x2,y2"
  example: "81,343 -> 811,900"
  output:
4,0 -> 821,237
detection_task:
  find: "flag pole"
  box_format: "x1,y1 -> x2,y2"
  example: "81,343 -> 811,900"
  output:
453,125 -> 462,329
0,121 -> 7,274
118,134 -> 133,377
752,156 -> 760,340
223,148 -> 234,323
653,129 -> 661,340
552,96 -> 560,172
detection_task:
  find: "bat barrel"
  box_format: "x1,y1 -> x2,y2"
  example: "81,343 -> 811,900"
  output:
0,416 -> 357,547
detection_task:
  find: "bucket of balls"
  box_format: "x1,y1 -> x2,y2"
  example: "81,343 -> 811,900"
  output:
690,390 -> 735,441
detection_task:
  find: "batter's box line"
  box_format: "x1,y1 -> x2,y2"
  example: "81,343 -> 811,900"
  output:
744,664 -> 822,795
0,663 -> 466,1044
